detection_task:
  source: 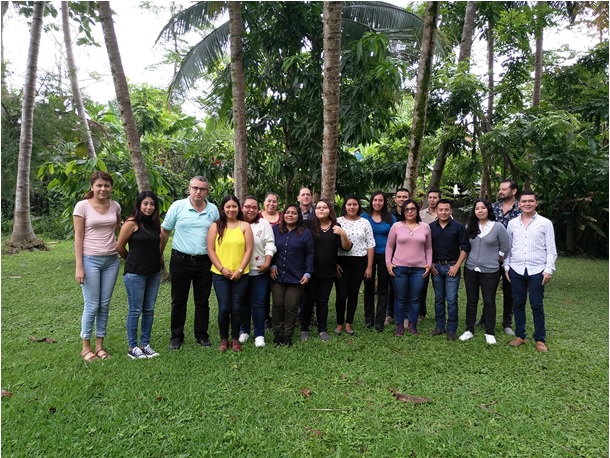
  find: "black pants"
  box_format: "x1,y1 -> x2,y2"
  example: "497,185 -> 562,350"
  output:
464,267 -> 500,335
479,263 -> 513,328
301,276 -> 334,333
169,250 -> 212,343
363,253 -> 389,327
335,255 -> 367,325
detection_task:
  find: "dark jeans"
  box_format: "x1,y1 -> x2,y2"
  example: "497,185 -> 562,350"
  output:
213,273 -> 249,340
479,262 -> 513,329
271,282 -> 303,339
464,267 -> 500,335
335,255 -> 367,325
391,266 -> 426,325
431,263 -> 461,333
169,250 -> 212,343
387,281 -> 395,318
364,253 -> 390,327
301,276 -> 334,333
240,273 -> 270,338
419,274 -> 430,317
509,268 -> 547,342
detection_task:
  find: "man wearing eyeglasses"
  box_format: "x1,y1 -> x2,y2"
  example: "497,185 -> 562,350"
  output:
161,176 -> 220,350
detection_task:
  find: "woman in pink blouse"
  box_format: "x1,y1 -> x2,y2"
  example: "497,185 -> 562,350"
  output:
386,199 -> 432,337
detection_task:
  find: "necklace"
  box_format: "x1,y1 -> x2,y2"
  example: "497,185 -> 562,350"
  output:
320,223 -> 332,232
405,222 -> 418,236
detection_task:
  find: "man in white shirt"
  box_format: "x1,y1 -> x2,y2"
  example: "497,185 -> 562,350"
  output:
504,190 -> 557,352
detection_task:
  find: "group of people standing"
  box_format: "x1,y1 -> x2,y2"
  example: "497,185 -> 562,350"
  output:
74,172 -> 557,361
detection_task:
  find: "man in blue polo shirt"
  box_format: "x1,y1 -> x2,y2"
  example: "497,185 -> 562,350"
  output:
160,176 -> 220,350
429,199 -> 470,341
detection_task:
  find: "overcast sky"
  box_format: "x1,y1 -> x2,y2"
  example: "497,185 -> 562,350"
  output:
2,1 -> 598,119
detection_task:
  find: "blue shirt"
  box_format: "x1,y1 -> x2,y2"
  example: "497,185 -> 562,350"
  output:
271,225 -> 314,284
161,198 -> 219,255
362,213 -> 396,255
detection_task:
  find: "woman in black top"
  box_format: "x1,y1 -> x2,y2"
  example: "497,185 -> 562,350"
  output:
301,198 -> 352,342
116,191 -> 163,359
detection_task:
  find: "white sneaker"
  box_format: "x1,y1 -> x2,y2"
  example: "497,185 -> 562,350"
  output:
485,334 -> 497,345
459,331 -> 474,341
239,333 -> 250,344
254,336 -> 265,348
504,327 -> 515,336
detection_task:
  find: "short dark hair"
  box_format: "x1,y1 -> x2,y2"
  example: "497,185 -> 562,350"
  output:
520,189 -> 537,200
427,188 -> 441,197
395,187 -> 410,195
501,179 -> 518,192
437,198 -> 452,207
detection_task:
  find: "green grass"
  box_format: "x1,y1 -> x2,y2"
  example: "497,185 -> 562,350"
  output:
2,240 -> 608,457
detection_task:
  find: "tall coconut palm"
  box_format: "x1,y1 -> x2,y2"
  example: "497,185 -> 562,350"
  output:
321,1 -> 342,201
11,1 -> 43,245
403,1 -> 439,195
61,1 -> 96,159
98,1 -> 150,192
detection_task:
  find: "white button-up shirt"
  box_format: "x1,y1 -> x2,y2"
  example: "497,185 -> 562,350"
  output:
504,212 -> 557,275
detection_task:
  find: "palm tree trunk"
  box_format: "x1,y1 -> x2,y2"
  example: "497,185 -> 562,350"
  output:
404,2 -> 439,196
321,1 -> 342,201
11,1 -> 43,245
427,1 -> 478,193
532,1 -> 545,109
61,1 -> 96,159
480,17 -> 494,199
98,1 -> 150,192
1,1 -> 8,95
229,2 -> 247,202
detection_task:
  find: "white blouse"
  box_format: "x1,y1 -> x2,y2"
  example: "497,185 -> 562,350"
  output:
337,217 -> 375,257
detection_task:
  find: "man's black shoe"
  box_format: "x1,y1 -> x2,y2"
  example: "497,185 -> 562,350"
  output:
196,338 -> 212,347
169,340 -> 182,350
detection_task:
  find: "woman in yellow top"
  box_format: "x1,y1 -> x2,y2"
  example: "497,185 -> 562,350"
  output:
207,195 -> 254,352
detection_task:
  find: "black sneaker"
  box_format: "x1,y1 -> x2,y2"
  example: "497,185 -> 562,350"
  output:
128,347 -> 148,359
196,338 -> 212,347
169,340 -> 182,350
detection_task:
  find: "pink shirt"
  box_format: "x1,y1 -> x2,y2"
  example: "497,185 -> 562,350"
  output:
385,222 -> 432,268
73,199 -> 121,256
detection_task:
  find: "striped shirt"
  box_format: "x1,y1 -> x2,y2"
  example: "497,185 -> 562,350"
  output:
504,213 -> 557,275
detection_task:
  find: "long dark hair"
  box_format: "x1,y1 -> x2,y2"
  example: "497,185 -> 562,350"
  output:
368,191 -> 393,224
216,195 -> 243,243
467,198 -> 496,239
341,195 -> 362,217
401,199 -> 422,223
279,203 -> 305,235
129,191 -> 160,235
311,198 -> 338,238
84,171 -> 113,199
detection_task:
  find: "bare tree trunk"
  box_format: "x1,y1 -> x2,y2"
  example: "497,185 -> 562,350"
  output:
404,1 -> 439,195
1,1 -> 8,94
532,2 -> 545,109
229,2 -> 247,202
321,1 -> 341,201
11,1 -> 43,245
480,18 -> 494,198
98,1 -> 150,191
428,1 -> 478,192
61,2 -> 96,159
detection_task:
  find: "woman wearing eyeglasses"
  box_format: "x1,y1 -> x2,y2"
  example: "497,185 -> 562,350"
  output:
386,199 -> 432,337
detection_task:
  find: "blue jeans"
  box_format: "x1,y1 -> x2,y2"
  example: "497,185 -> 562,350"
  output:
391,266 -> 426,325
509,268 -> 546,342
124,271 -> 161,348
213,273 -> 249,340
241,273 -> 269,338
431,263 -> 461,333
80,254 -> 120,339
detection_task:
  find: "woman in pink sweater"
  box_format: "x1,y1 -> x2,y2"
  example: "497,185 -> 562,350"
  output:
386,199 -> 432,336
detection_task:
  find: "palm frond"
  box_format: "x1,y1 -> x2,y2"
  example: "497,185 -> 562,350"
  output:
155,1 -> 228,44
168,21 -> 231,98
342,2 -> 424,32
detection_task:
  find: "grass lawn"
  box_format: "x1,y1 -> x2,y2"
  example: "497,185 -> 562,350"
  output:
1,239 -> 608,457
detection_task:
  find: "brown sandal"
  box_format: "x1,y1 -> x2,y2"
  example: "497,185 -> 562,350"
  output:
95,349 -> 112,359
80,350 -> 98,362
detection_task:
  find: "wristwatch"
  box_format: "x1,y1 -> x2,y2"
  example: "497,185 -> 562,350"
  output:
238,268 -> 244,273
